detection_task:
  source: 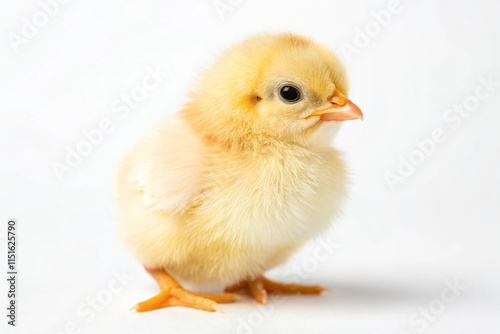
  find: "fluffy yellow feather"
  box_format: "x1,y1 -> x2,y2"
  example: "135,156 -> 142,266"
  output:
113,33 -> 363,312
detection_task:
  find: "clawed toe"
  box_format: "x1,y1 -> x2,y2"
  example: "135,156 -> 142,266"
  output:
225,275 -> 326,304
132,267 -> 238,313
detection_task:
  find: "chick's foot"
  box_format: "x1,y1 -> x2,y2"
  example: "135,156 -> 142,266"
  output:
131,267 -> 240,313
225,276 -> 326,305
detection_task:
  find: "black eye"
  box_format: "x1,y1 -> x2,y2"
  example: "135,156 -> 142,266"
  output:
279,85 -> 301,103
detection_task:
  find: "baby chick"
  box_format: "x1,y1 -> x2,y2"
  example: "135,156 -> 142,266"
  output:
114,33 -> 363,313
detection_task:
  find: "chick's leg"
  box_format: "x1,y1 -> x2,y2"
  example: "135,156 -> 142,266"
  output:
225,275 -> 326,305
132,267 -> 240,313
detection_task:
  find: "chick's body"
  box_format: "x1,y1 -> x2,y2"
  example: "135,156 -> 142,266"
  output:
114,34 -> 362,304
115,116 -> 346,286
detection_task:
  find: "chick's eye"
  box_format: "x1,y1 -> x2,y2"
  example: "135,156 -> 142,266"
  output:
279,85 -> 301,103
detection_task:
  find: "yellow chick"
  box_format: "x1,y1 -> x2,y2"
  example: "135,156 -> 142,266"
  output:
113,33 -> 363,313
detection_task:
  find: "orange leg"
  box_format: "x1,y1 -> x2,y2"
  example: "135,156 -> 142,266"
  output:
131,267 -> 240,313
225,275 -> 326,305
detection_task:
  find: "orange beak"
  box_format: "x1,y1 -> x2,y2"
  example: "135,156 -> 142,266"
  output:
309,90 -> 364,121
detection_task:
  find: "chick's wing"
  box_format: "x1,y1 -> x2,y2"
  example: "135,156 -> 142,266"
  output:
125,117 -> 205,214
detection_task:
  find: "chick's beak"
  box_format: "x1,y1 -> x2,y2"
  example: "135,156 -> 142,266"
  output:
309,90 -> 364,121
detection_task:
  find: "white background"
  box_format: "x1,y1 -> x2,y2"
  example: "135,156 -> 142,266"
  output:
1,0 -> 500,333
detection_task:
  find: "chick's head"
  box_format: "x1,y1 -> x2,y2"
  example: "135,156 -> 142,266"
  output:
183,33 -> 363,149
